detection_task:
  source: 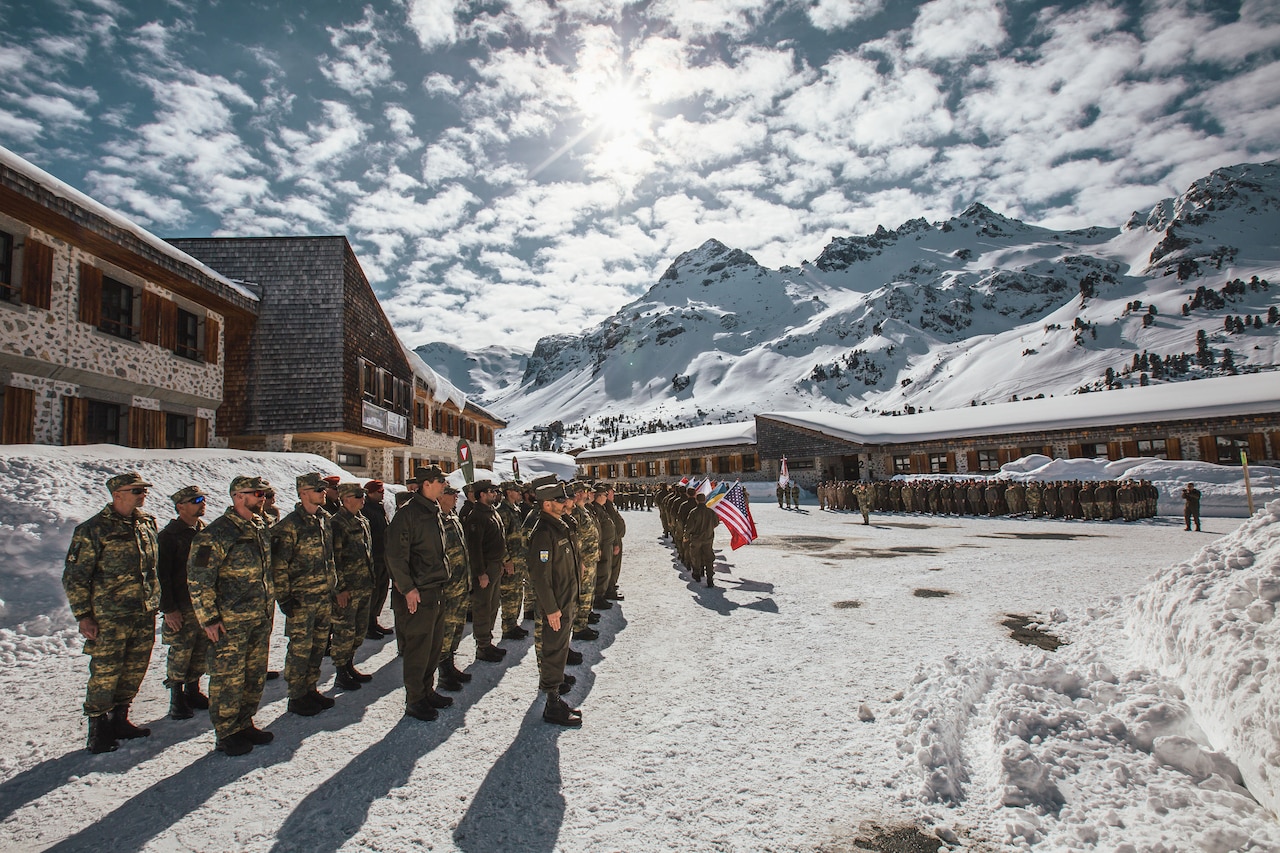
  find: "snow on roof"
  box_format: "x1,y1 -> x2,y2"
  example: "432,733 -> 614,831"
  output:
577,421 -> 757,459
400,340 -> 468,411
0,145 -> 258,303
760,372 -> 1280,445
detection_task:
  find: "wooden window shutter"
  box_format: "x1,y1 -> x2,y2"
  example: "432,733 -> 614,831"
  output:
78,263 -> 101,326
945,451 -> 956,472
1247,433 -> 1265,461
996,448 -> 1013,464
1067,443 -> 1082,458
966,450 -> 979,471
1122,440 -> 1139,457
1165,436 -> 1182,459
21,239 -> 53,310
62,396 -> 87,445
2,386 -> 35,444
204,316 -> 220,364
195,416 -> 209,447
1197,435 -> 1217,462
129,406 -> 147,448
1107,441 -> 1122,460
1042,445 -> 1053,458
1270,432 -> 1280,460
160,298 -> 178,350
140,290 -> 162,344
911,453 -> 928,474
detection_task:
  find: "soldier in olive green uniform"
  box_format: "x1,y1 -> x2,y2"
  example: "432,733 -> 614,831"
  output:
589,484 -> 616,609
188,476 -> 275,756
685,492 -> 719,586
604,485 -> 627,601
271,473 -> 338,717
331,483 -> 376,691
569,482 -> 602,639
436,484 -> 472,692
527,480 -> 582,726
497,482 -> 531,640
64,472 -> 160,754
158,485 -> 210,720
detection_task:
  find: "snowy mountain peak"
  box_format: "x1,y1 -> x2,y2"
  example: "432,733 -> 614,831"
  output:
659,238 -> 761,282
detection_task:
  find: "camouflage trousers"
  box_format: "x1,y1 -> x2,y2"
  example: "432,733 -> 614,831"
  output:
500,565 -> 530,631
162,605 -> 210,688
206,611 -> 270,739
329,587 -> 372,667
283,597 -> 331,700
438,572 -> 470,664
83,612 -> 155,716
574,561 -> 597,631
532,610 -> 571,694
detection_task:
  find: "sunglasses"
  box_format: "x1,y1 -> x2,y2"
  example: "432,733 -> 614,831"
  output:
311,487 -> 328,493
237,490 -> 267,498
125,487 -> 149,495
185,496 -> 205,504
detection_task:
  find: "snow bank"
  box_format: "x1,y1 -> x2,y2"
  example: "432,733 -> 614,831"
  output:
1128,499 -> 1280,818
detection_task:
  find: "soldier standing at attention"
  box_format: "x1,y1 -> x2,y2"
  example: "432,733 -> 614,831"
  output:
158,485 -> 211,721
497,481 -> 531,641
386,465 -> 453,722
570,481 -> 602,641
331,483 -> 376,691
685,491 -> 720,586
435,484 -> 472,693
604,484 -> 627,602
1182,482 -> 1202,531
260,487 -> 281,526
271,473 -> 338,717
361,480 -> 394,639
527,480 -> 582,726
188,476 -> 275,756
590,483 -> 617,609
64,472 -> 160,754
465,479 -> 510,663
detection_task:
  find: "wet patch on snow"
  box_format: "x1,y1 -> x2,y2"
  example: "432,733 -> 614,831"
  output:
819,820 -> 946,852
1001,614 -> 1065,651
913,589 -> 952,598
833,600 -> 863,609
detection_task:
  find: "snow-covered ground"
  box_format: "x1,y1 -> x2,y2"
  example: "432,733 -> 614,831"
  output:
1,447 -> 1278,851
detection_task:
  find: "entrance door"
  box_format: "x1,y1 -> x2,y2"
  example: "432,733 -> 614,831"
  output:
393,455 -> 404,485
841,455 -> 861,479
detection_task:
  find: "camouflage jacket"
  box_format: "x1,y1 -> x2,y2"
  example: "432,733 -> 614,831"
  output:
331,508 -> 374,593
63,504 -> 160,622
570,503 -> 601,567
497,499 -> 527,572
188,506 -> 272,627
271,505 -> 337,604
440,510 -> 470,596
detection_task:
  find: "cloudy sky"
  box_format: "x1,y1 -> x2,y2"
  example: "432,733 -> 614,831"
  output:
3,0 -> 1279,350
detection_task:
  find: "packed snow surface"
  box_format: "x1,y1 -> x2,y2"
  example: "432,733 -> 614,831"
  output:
1,447 -> 1278,851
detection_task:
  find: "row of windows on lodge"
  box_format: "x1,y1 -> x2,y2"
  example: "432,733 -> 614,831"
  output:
581,454 -> 760,480
0,386 -> 206,448
359,359 -> 496,445
1,230 -> 219,364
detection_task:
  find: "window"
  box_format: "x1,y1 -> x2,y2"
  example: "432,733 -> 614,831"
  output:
607,463 -> 618,478
742,453 -> 757,473
86,400 -> 124,445
1215,434 -> 1250,464
976,450 -> 1000,472
338,451 -> 365,467
625,462 -> 637,478
1078,442 -> 1107,458
0,231 -> 14,302
100,277 -> 137,340
1136,438 -> 1167,459
690,457 -> 703,474
165,413 -> 194,449
927,453 -> 950,473
647,461 -> 658,477
361,361 -> 378,401
716,455 -> 732,474
175,309 -> 201,360
893,455 -> 912,474
414,401 -> 428,429
668,459 -> 681,476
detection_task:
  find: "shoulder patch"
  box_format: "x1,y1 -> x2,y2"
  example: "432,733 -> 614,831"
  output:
194,545 -> 212,568
539,549 -> 550,563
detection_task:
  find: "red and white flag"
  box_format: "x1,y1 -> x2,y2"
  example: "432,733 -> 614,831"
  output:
712,482 -> 758,550
779,456 -> 790,487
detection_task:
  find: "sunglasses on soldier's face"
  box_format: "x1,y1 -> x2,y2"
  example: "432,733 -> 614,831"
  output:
125,488 -> 149,495
238,490 -> 266,498
186,496 -> 205,504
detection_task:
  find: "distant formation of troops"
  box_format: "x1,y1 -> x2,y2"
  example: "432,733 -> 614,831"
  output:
654,483 -> 723,586
63,467 -> 633,756
815,478 -> 1160,521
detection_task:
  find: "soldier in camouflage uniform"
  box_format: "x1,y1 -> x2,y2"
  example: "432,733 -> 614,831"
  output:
569,481 -> 602,640
158,485 -> 210,721
271,472 -> 338,717
527,478 -> 582,726
855,482 -> 871,525
64,471 -> 160,754
331,483 -> 376,691
188,476 -> 275,756
497,481 -> 531,640
436,484 -> 472,692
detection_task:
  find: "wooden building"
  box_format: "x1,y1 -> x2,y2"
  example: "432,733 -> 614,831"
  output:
401,343 -> 506,483
0,147 -> 257,448
576,421 -> 759,481
168,236 -> 415,480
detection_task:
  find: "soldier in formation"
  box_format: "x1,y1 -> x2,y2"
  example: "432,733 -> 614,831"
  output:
330,482 -> 375,691
158,485 -> 211,720
819,477 -> 1158,521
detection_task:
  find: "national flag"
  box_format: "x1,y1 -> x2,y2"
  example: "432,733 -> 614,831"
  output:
705,481 -> 731,505
696,478 -> 714,497
712,482 -> 758,550
779,456 -> 789,487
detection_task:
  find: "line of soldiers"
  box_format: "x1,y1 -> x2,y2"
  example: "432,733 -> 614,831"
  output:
63,465 -> 634,755
815,478 -> 1159,521
776,481 -> 801,509
656,484 -> 721,586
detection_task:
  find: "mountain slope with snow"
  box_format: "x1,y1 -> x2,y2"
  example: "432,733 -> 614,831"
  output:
468,161 -> 1280,450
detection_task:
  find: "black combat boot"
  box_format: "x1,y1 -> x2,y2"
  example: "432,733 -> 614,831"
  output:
502,624 -> 529,640
348,664 -> 373,683
215,731 -> 253,756
572,627 -> 599,641
310,689 -> 336,710
87,714 -> 118,754
169,685 -> 194,720
476,644 -> 506,662
606,587 -> 624,601
425,688 -> 454,709
287,693 -> 322,717
542,692 -> 582,727
437,662 -> 463,692
566,648 -> 583,666
183,681 -> 210,710
444,654 -> 472,683
405,699 -> 437,722
242,723 -> 274,745
587,611 -> 601,624
109,704 -> 151,739
334,666 -> 363,691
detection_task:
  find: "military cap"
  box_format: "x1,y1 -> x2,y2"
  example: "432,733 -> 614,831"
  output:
106,471 -> 153,492
442,483 -> 460,495
534,480 -> 568,502
170,485 -> 207,504
322,474 -> 340,485
530,473 -> 558,489
500,480 -> 522,492
568,480 -> 589,494
229,475 -> 271,494
395,491 -> 414,507
413,464 -> 448,484
364,479 -> 385,491
594,482 -> 612,494
337,483 -> 365,499
297,472 -> 328,491
473,479 -> 496,493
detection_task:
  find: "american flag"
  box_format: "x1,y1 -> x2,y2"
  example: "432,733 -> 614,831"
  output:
711,482 -> 758,550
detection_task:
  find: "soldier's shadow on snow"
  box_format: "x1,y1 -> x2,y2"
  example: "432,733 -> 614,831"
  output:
687,564 -> 779,616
